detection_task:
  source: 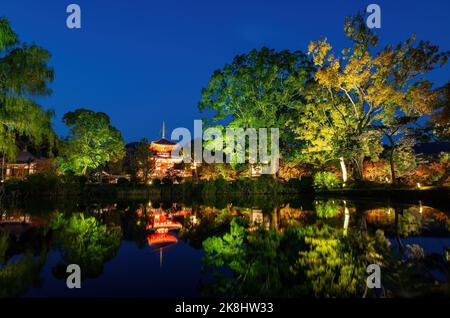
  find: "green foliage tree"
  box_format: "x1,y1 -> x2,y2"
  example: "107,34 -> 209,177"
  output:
306,13 -> 448,181
431,81 -> 450,140
0,18 -> 55,169
393,145 -> 417,179
58,109 -> 125,176
430,82 -> 450,185
198,47 -> 313,162
295,83 -> 383,182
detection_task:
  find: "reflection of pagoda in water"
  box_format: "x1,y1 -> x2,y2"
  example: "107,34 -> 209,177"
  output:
146,209 -> 183,231
142,203 -> 192,267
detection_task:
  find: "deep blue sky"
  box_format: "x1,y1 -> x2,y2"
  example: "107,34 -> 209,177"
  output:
1,0 -> 449,143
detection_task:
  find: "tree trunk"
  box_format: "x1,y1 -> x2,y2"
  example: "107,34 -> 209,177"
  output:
339,157 -> 348,183
386,135 -> 396,184
389,147 -> 396,184
352,156 -> 364,181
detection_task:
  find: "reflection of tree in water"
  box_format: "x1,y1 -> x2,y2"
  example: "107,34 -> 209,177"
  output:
294,226 -> 389,297
50,212 -> 121,279
201,217 -> 388,297
397,209 -> 422,237
314,200 -> 342,219
0,229 -> 46,297
180,205 -> 243,249
0,229 -> 8,262
202,218 -> 286,297
201,210 -> 449,297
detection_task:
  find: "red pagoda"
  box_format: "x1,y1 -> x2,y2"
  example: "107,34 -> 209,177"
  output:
149,122 -> 184,178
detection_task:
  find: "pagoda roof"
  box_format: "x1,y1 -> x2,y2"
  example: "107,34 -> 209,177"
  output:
151,138 -> 176,146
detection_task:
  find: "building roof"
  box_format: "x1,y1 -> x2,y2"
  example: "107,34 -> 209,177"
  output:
150,121 -> 178,149
151,138 -> 176,146
15,150 -> 36,163
150,138 -> 178,153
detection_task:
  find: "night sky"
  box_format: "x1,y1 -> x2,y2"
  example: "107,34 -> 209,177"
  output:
1,0 -> 449,143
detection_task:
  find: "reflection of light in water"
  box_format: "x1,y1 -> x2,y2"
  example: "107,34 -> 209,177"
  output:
343,200 -> 349,236
147,230 -> 178,268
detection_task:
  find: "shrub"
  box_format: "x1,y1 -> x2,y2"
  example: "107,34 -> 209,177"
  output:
22,173 -> 59,194
313,171 -> 341,190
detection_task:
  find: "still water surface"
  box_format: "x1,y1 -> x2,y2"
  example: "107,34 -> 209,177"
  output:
1,195 -> 449,298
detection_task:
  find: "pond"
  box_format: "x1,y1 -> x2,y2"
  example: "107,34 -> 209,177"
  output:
1,195 -> 449,298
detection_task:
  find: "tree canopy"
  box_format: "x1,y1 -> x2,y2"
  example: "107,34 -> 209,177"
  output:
58,109 -> 125,175
198,47 -> 313,160
0,18 -> 55,160
302,13 -> 448,180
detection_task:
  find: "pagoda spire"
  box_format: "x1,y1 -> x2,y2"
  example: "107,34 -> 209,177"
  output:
162,121 -> 165,139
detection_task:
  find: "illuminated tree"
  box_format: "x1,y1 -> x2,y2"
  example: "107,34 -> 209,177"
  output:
307,13 -> 448,181
58,109 -> 125,176
430,82 -> 450,185
199,47 -> 313,161
431,81 -> 450,139
0,18 -> 55,169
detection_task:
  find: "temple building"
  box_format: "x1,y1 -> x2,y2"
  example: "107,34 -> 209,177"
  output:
0,149 -> 53,181
149,123 -> 192,180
